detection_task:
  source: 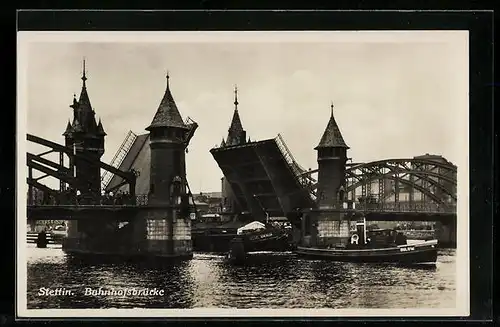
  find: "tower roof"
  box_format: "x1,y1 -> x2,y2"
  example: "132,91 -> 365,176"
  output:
146,73 -> 188,131
72,118 -> 83,133
225,85 -> 246,147
315,103 -> 349,149
96,118 -> 106,136
228,108 -> 244,133
63,120 -> 73,136
229,85 -> 243,132
67,59 -> 102,137
77,59 -> 93,118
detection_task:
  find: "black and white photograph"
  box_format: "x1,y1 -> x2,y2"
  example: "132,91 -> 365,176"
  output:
17,30 -> 469,317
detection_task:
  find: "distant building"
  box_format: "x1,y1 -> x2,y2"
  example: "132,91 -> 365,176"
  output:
192,192 -> 223,215
411,154 -> 457,203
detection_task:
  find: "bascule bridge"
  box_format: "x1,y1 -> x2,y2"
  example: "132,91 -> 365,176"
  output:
209,101 -> 458,246
27,65 -> 198,258
26,67 -> 458,250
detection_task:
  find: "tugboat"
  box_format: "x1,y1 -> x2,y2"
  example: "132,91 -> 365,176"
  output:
227,218 -> 293,264
296,215 -> 438,264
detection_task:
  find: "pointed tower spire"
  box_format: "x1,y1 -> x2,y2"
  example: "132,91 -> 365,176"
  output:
315,102 -> 349,149
82,58 -> 87,86
234,84 -> 239,109
220,138 -> 226,147
228,85 -> 243,133
69,93 -> 77,107
96,117 -> 106,136
63,119 -> 73,136
146,73 -> 188,131
226,85 -> 246,146
73,58 -> 95,134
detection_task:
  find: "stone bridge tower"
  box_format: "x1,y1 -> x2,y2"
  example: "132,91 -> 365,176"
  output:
302,103 -> 351,248
63,60 -> 106,199
219,86 -> 248,221
315,103 -> 349,208
144,73 -> 194,258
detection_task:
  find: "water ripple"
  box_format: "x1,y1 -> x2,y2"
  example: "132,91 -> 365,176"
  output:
26,245 -> 456,309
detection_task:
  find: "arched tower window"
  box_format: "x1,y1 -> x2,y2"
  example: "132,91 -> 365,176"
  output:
338,185 -> 345,202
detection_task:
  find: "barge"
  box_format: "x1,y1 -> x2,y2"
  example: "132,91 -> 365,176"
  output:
193,214 -> 294,253
296,216 -> 438,265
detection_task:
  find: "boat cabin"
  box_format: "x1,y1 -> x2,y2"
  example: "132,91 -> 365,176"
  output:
200,213 -> 221,223
237,221 -> 266,235
350,228 -> 408,248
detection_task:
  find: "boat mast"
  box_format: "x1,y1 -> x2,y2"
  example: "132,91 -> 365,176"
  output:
252,194 -> 269,223
363,215 -> 367,244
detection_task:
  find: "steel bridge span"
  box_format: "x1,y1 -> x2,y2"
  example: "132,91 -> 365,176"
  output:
210,135 -> 456,220
26,132 -> 457,245
26,133 -> 457,217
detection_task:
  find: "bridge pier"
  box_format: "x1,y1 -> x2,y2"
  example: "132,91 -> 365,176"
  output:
301,205 -> 352,248
435,220 -> 456,248
28,220 -> 37,233
61,207 -> 193,259
141,209 -> 192,259
63,218 -> 137,254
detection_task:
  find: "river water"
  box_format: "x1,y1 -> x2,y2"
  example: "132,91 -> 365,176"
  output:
26,244 -> 456,309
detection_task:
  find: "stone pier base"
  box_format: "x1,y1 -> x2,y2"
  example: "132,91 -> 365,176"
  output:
435,221 -> 457,248
301,207 -> 352,248
316,220 -> 350,247
62,209 -> 193,260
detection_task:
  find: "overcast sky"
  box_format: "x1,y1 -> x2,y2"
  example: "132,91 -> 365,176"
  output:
20,31 -> 468,193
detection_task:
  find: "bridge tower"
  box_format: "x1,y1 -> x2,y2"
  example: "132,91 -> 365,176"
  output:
143,73 -> 193,258
220,86 -> 248,221
315,103 -> 349,207
302,103 -> 351,248
63,60 -> 106,198
225,85 -> 247,147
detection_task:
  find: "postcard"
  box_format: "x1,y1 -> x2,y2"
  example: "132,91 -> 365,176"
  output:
17,30 -> 469,318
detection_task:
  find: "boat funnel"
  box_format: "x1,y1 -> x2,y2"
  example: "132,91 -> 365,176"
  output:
355,216 -> 367,245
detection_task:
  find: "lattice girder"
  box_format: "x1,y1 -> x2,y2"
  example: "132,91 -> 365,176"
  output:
27,134 -> 137,197
346,165 -> 457,202
300,158 -> 457,209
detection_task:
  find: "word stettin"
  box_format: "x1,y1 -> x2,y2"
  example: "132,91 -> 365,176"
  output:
84,287 -> 165,296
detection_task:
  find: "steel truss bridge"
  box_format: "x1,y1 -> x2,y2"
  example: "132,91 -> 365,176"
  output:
26,133 -> 457,224
26,133 -> 141,220
298,158 -> 457,213
211,134 -> 457,224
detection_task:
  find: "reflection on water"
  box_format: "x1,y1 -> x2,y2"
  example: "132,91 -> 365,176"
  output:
26,245 -> 456,309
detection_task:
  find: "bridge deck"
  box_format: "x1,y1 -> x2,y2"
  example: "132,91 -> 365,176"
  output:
27,205 -> 141,221
105,133 -> 150,194
210,139 -> 315,219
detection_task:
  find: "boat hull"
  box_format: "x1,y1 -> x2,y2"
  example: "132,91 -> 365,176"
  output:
296,240 -> 438,264
192,232 -> 236,253
243,233 -> 291,252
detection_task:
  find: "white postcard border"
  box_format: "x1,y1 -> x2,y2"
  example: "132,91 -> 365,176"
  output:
16,30 -> 470,318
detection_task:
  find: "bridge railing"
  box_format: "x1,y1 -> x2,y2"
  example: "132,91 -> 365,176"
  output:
356,201 -> 456,214
28,193 -> 150,207
274,134 -> 316,200
101,130 -> 138,190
